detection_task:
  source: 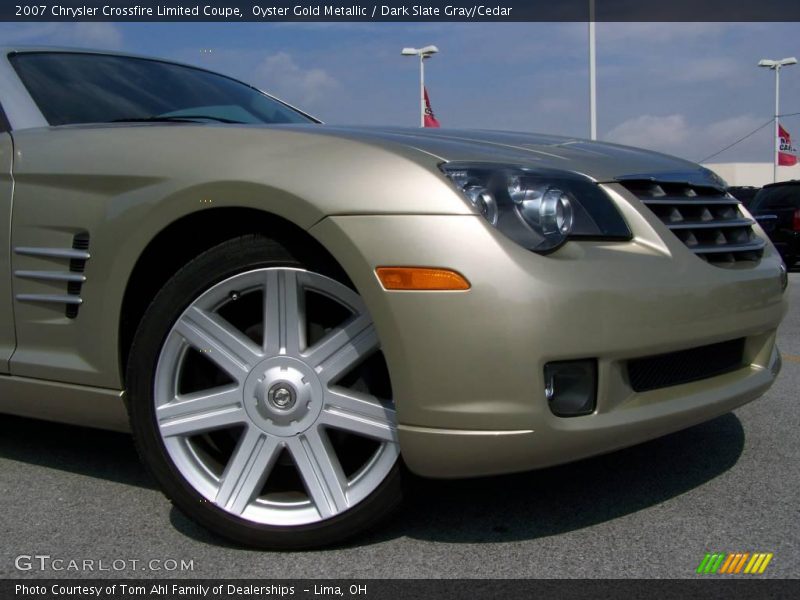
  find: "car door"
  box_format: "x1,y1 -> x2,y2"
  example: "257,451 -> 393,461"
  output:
0,105 -> 15,372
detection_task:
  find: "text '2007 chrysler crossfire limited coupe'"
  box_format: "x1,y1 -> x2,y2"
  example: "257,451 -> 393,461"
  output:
0,48 -> 788,548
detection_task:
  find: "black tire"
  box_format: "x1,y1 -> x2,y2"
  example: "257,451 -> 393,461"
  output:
127,234 -> 402,549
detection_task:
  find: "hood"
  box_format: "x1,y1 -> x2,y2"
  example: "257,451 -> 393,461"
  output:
55,121 -> 723,188
293,125 -> 722,187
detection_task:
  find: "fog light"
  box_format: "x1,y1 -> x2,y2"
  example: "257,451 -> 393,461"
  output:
544,359 -> 597,417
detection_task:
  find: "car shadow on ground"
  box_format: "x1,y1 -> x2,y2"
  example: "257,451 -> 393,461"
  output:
0,412 -> 745,547
0,415 -> 156,490
369,412 -> 746,545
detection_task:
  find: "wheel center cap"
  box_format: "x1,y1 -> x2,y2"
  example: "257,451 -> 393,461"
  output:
243,357 -> 324,437
267,383 -> 296,411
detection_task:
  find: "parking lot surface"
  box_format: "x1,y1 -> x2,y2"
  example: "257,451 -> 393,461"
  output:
1,274 -> 798,579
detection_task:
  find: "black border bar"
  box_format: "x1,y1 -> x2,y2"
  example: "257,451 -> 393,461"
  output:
4,579 -> 800,599
3,1 -> 800,22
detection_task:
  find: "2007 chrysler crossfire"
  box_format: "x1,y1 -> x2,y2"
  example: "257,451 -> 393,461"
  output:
0,48 -> 788,548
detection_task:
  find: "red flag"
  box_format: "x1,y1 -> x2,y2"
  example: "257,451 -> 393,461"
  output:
424,87 -> 440,128
778,123 -> 798,166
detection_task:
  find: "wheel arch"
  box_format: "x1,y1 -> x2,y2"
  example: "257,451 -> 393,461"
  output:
118,206 -> 347,385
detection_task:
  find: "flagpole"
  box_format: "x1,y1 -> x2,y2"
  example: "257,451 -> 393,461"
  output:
420,54 -> 425,128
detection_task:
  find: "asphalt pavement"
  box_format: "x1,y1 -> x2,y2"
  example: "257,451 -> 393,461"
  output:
1,274 -> 798,579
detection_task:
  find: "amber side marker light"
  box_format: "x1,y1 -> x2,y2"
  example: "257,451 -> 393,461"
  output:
375,267 -> 471,291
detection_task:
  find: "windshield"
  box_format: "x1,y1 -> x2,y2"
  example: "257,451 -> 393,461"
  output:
10,52 -> 315,126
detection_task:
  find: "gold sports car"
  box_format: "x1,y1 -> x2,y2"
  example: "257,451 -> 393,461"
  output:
0,48 -> 788,548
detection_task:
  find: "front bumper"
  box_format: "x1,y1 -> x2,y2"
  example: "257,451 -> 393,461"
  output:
310,190 -> 788,478
397,346 -> 780,477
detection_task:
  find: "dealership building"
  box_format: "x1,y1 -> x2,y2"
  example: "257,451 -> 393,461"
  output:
704,162 -> 800,186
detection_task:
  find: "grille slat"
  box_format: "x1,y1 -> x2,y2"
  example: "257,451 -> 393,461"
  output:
692,240 -> 766,254
636,198 -> 740,206
667,218 -> 754,230
619,179 -> 764,266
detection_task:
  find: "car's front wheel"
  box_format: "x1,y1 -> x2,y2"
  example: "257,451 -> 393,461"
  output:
127,235 -> 401,549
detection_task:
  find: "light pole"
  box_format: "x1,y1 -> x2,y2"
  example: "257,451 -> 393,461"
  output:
401,45 -> 439,127
589,0 -> 597,140
758,56 -> 797,182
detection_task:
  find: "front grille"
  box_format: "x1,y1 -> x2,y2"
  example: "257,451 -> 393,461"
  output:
619,180 -> 765,266
628,338 -> 744,392
627,338 -> 746,393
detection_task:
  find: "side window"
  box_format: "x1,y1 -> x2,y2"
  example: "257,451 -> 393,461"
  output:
0,103 -> 9,133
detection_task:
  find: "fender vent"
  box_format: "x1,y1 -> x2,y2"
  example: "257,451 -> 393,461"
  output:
65,233 -> 90,317
14,232 -> 91,318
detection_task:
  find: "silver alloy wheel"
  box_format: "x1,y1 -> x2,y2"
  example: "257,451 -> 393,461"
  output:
153,268 -> 399,526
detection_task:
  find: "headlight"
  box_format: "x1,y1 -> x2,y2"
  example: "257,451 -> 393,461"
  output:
441,163 -> 631,253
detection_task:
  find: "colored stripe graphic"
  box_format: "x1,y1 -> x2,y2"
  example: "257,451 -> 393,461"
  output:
734,553 -> 749,574
710,554 -> 726,573
697,552 -> 772,575
745,554 -> 762,574
758,554 -> 773,573
698,553 -> 726,574
696,553 -> 711,574
719,554 -> 736,573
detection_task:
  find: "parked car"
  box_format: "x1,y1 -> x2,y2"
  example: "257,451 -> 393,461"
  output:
0,48 -> 788,549
727,185 -> 761,208
748,181 -> 800,269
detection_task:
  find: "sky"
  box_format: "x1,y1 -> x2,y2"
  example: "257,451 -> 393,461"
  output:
1,21 -> 799,163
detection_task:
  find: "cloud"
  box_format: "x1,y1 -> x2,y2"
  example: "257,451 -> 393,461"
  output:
71,23 -> 124,49
606,114 -> 690,149
252,52 -> 339,108
704,115 -> 767,145
0,22 -> 123,50
605,113 -> 767,160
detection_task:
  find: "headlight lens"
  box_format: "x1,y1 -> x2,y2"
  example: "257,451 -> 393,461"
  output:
441,163 -> 631,253
464,184 -> 499,226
